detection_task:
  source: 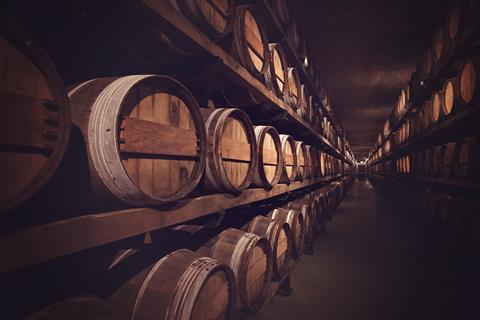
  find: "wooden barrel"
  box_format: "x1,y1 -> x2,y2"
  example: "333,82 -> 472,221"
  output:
253,126 -> 283,189
309,97 -> 321,129
324,154 -> 331,176
445,0 -> 462,44
411,109 -> 424,136
404,120 -> 411,142
405,156 -> 411,174
432,145 -> 444,178
298,84 -> 310,121
400,88 -> 408,111
268,0 -> 292,28
421,48 -> 433,81
416,153 -> 424,175
285,200 -> 315,246
247,215 -> 292,280
302,144 -> 313,179
25,296 -> 125,320
432,27 -> 447,68
320,152 -> 327,177
286,67 -> 301,109
278,134 -> 298,184
295,140 -> 307,180
107,249 -> 236,320
303,53 -> 314,81
171,0 -> 234,40
0,13 -> 70,214
309,192 -> 327,231
287,19 -> 306,59
232,5 -> 270,82
444,0 -> 479,49
439,142 -> 456,178
397,124 -> 403,145
455,136 -> 480,179
203,108 -> 257,193
207,228 -> 272,313
266,43 -> 289,99
422,100 -> 434,129
442,60 -> 478,116
269,208 -> 305,259
430,90 -> 442,123
422,148 -> 433,177
306,145 -> 319,178
68,75 -> 207,206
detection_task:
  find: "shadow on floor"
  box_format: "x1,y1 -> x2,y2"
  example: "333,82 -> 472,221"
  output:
260,178 -> 479,320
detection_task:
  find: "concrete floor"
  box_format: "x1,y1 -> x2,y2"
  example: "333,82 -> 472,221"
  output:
260,178 -> 478,320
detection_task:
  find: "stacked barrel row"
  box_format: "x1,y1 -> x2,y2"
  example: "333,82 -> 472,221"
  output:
24,179 -> 352,320
371,53 -> 479,161
369,136 -> 480,179
2,73 -> 346,215
0,5 -> 354,215
367,0 -> 479,172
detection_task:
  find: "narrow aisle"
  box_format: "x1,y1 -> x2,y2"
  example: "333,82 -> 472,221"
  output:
261,178 -> 473,320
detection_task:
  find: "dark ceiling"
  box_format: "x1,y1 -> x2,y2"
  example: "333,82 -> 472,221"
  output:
292,0 -> 449,160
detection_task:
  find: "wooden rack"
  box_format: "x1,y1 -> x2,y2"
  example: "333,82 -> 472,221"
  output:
368,25 -> 479,161
253,0 -> 344,140
140,1 -> 351,164
0,174 -> 347,273
370,105 -> 479,165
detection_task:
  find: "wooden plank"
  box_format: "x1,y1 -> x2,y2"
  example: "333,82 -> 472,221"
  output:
284,153 -> 294,164
120,116 -> 199,158
209,0 -> 228,15
0,89 -> 52,150
221,137 -> 251,162
0,174 -> 346,272
244,23 -> 264,61
263,148 -> 279,165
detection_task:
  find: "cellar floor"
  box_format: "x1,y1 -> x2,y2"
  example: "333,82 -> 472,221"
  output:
260,177 -> 478,320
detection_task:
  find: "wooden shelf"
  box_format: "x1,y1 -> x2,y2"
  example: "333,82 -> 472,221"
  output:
367,173 -> 480,196
0,174 -> 348,273
370,105 -> 480,165
139,1 -> 350,164
369,26 -> 479,160
253,0 -> 345,142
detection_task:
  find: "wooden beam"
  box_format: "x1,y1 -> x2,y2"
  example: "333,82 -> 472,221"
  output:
0,174 -> 346,272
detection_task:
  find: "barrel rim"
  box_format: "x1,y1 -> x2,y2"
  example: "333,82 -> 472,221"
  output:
266,42 -> 289,99
165,251 -> 237,320
233,5 -> 270,81
269,208 -> 305,259
286,67 -> 301,109
73,75 -> 207,205
279,134 -> 298,183
212,228 -> 273,313
205,107 -> 258,193
247,215 -> 292,280
0,13 -> 71,214
294,140 -> 308,180
299,84 -> 311,121
253,125 -> 284,189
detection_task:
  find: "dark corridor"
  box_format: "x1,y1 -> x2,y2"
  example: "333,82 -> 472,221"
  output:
262,178 -> 479,320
